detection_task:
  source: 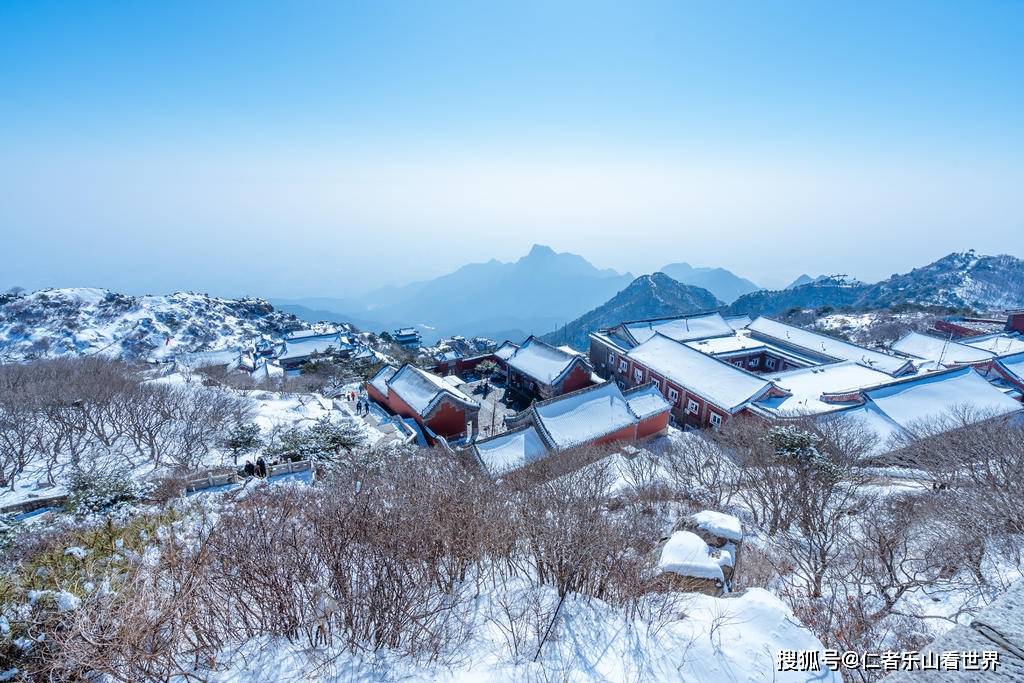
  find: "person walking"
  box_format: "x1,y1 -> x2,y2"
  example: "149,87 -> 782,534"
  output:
255,456 -> 268,478
242,460 -> 255,477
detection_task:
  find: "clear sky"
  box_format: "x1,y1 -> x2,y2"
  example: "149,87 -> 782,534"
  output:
1,1 -> 1021,296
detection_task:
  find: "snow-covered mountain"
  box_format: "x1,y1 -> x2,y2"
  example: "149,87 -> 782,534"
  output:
541,272 -> 722,350
859,250 -> 1024,310
0,288 -> 316,362
730,251 -> 1024,317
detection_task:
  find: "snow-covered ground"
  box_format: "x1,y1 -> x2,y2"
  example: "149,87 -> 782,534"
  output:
200,580 -> 839,683
0,374 -> 386,511
0,287 -> 313,362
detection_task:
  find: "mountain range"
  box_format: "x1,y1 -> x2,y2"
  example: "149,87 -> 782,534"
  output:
540,250 -> 1024,351
727,251 -> 1024,317
540,273 -> 722,350
659,262 -> 760,303
275,244 -> 635,343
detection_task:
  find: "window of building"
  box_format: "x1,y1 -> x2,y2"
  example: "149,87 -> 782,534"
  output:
633,368 -> 644,383
608,351 -> 616,366
667,387 -> 679,403
765,357 -> 776,369
686,399 -> 699,414
748,357 -> 760,368
709,412 -> 722,427
619,359 -> 628,372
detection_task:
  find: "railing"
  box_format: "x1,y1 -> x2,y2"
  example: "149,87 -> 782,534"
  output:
184,459 -> 314,493
0,494 -> 69,515
1,459 -> 319,514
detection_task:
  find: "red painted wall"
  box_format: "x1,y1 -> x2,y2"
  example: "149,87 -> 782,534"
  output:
636,411 -> 670,438
591,422 -> 640,447
366,382 -> 389,407
426,399 -> 477,438
560,363 -> 593,394
433,353 -> 501,377
385,390 -> 475,441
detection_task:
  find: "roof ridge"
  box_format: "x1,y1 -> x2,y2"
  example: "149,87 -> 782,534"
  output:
530,377 -> 621,409
611,308 -> 725,328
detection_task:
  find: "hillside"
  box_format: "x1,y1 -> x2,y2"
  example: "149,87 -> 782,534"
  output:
728,251 -> 1024,317
541,272 -> 722,350
726,276 -> 870,317
0,288 -> 314,362
286,245 -> 634,343
859,250 -> 1024,310
659,262 -> 760,303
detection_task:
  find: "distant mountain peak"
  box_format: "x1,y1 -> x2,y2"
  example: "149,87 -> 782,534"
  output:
525,243 -> 558,258
659,262 -> 760,303
541,273 -> 722,350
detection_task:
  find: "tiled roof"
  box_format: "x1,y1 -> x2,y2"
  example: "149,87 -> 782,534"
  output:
627,333 -> 774,412
386,365 -> 479,416
748,317 -> 912,375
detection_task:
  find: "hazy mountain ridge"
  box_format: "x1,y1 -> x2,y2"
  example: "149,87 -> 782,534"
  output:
541,272 -> 722,350
659,262 -> 760,303
0,288 -> 313,362
729,251 -> 1024,317
295,244 -> 634,342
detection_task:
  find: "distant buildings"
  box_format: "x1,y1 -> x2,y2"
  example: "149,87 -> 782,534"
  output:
277,331 -> 354,369
392,327 -> 422,349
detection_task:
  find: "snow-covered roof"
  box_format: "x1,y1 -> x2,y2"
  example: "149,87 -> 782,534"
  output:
386,364 -> 479,416
748,317 -> 912,375
865,367 -> 1021,428
532,382 -> 639,450
891,331 -> 995,366
724,315 -> 752,330
838,367 -> 1023,454
250,360 -> 284,382
505,337 -> 586,385
683,330 -> 825,367
473,425 -> 550,475
623,383 -> 673,420
494,341 -> 519,361
755,361 -> 892,416
284,329 -> 323,340
368,365 -> 398,398
689,510 -> 743,543
623,312 -> 734,346
658,531 -> 725,582
685,333 -> 767,356
278,333 -> 352,361
627,334 -> 774,412
963,332 -> 1024,357
997,352 -> 1024,383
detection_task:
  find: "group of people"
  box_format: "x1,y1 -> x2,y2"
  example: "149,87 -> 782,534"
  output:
240,457 -> 269,479
354,393 -> 371,416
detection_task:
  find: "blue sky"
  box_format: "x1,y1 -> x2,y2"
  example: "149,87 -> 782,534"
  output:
1,1 -> 1021,295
